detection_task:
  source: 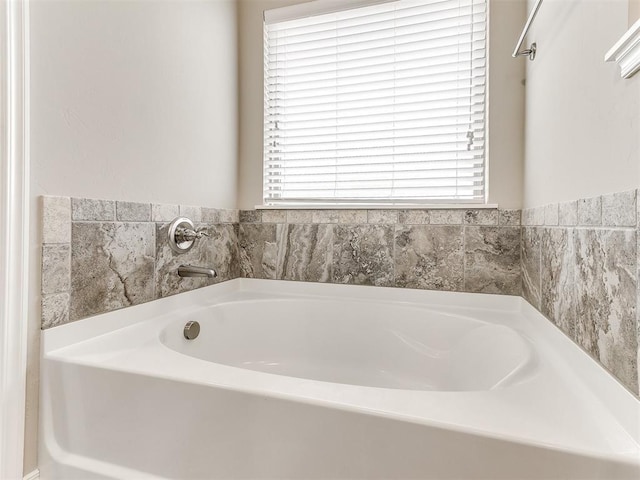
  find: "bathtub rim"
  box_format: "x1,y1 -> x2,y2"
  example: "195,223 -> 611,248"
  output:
41,278 -> 640,448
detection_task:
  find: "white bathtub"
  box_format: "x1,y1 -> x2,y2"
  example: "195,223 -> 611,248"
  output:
39,279 -> 640,479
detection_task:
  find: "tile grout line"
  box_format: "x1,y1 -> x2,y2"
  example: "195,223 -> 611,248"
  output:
462,225 -> 467,292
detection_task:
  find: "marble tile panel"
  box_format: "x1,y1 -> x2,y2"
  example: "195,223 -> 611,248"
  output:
72,198 -> 115,221
559,201 -> 578,226
311,210 -> 341,224
42,196 -> 71,244
574,229 -> 637,392
42,244 -> 70,295
429,209 -> 464,225
464,209 -> 498,226
201,208 -> 221,223
522,208 -> 541,226
521,227 -> 541,309
544,204 -> 559,226
151,204 -> 179,222
531,206 -> 545,226
337,210 -> 368,224
311,210 -> 368,224
179,205 -> 202,222
240,210 -> 261,223
238,223 -> 279,279
332,225 -> 394,286
219,209 -> 239,223
116,201 -> 151,222
286,210 -> 313,224
541,228 -> 576,339
209,224 -> 241,283
601,190 -> 637,227
278,224 -> 333,282
70,222 -> 155,321
398,210 -> 430,225
262,210 -> 287,223
42,293 -> 70,329
577,196 -> 602,226
367,210 -> 398,224
395,226 -> 464,291
464,227 -> 521,295
498,209 -> 521,226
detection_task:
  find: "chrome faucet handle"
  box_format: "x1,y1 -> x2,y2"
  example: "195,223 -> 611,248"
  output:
195,227 -> 209,238
175,227 -> 196,243
175,226 -> 209,243
168,217 -> 209,254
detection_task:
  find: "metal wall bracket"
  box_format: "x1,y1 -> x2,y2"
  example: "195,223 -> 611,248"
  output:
512,0 -> 543,61
515,42 -> 537,61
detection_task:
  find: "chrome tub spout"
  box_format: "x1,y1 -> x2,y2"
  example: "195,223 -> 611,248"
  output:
177,265 -> 217,278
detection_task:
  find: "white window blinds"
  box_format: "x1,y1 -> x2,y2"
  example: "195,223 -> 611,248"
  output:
264,0 -> 487,205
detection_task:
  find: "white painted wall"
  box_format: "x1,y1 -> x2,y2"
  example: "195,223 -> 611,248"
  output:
523,0 -> 640,208
25,0 -> 238,474
237,0 -> 527,209
31,0 -> 238,207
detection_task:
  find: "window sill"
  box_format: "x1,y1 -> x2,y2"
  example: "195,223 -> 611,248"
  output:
256,203 -> 499,210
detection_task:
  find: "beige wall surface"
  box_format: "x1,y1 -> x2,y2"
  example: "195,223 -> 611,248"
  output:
25,0 -> 238,474
237,0 -> 526,209
523,0 -> 640,208
630,0 -> 640,25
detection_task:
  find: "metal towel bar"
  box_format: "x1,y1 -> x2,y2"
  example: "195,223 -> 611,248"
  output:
513,0 -> 543,60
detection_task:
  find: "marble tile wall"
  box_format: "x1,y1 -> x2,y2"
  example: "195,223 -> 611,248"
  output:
237,208 -> 522,295
41,196 -> 239,328
522,189 -> 639,396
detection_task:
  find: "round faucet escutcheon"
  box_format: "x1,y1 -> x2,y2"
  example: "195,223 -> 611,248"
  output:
183,321 -> 200,340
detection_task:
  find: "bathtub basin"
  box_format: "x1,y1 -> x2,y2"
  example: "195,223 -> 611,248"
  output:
39,279 -> 640,479
160,299 -> 533,391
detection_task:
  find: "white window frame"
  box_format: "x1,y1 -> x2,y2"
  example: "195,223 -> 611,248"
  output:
262,0 -> 490,208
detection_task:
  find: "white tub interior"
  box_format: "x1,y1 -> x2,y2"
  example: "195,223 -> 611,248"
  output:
160,299 -> 535,391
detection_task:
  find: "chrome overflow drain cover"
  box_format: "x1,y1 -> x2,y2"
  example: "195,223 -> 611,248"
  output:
183,321 -> 200,340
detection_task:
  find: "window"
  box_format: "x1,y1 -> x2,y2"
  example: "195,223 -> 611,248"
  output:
264,0 -> 487,205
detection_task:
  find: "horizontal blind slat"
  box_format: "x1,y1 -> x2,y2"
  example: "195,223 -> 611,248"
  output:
267,90 -> 485,113
266,152 -> 483,164
266,104 -> 485,123
265,116 -> 484,135
268,171 -> 485,182
266,128 -> 485,145
266,161 -> 483,171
